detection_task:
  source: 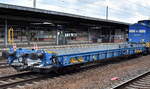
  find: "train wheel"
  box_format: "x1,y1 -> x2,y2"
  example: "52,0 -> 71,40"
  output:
54,67 -> 64,74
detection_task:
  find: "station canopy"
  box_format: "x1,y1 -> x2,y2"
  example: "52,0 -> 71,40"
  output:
0,3 -> 129,29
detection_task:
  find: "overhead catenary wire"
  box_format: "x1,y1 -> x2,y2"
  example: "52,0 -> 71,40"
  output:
58,0 -> 150,17
10,0 -> 149,21
54,0 -> 135,15
44,0 -> 134,18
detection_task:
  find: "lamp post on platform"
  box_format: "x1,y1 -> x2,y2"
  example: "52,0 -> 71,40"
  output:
106,0 -> 109,20
33,0 -> 36,8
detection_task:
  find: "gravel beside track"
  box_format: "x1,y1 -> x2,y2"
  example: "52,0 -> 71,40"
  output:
0,62 -> 9,69
9,55 -> 149,89
0,59 -> 18,76
113,71 -> 150,89
0,67 -> 19,77
0,72 -> 47,89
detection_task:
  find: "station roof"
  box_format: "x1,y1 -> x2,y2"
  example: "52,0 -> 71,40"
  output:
0,3 -> 130,28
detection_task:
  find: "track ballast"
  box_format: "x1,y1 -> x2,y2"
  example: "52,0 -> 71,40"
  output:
113,71 -> 150,89
0,62 -> 9,68
0,72 -> 47,89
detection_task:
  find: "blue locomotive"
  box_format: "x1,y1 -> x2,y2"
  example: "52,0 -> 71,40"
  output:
129,20 -> 150,43
5,20 -> 150,73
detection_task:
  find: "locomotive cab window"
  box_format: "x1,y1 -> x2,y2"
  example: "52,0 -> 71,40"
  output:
139,30 -> 146,33
129,30 -> 135,33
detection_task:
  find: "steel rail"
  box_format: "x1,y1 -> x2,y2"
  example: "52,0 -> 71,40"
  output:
112,70 -> 150,89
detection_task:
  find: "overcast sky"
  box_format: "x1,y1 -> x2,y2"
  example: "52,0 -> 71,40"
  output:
0,0 -> 150,23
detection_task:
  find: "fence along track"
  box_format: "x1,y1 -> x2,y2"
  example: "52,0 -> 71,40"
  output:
113,71 -> 150,89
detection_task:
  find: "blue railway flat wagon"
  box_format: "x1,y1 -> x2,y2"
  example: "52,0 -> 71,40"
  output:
129,20 -> 150,43
6,44 -> 147,72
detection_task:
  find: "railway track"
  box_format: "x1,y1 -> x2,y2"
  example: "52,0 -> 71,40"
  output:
113,71 -> 150,89
0,56 -> 145,89
0,62 -> 7,65
0,72 -> 48,89
0,62 -> 9,68
0,59 -> 125,89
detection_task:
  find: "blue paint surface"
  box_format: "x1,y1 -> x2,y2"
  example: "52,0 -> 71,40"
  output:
129,20 -> 150,43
